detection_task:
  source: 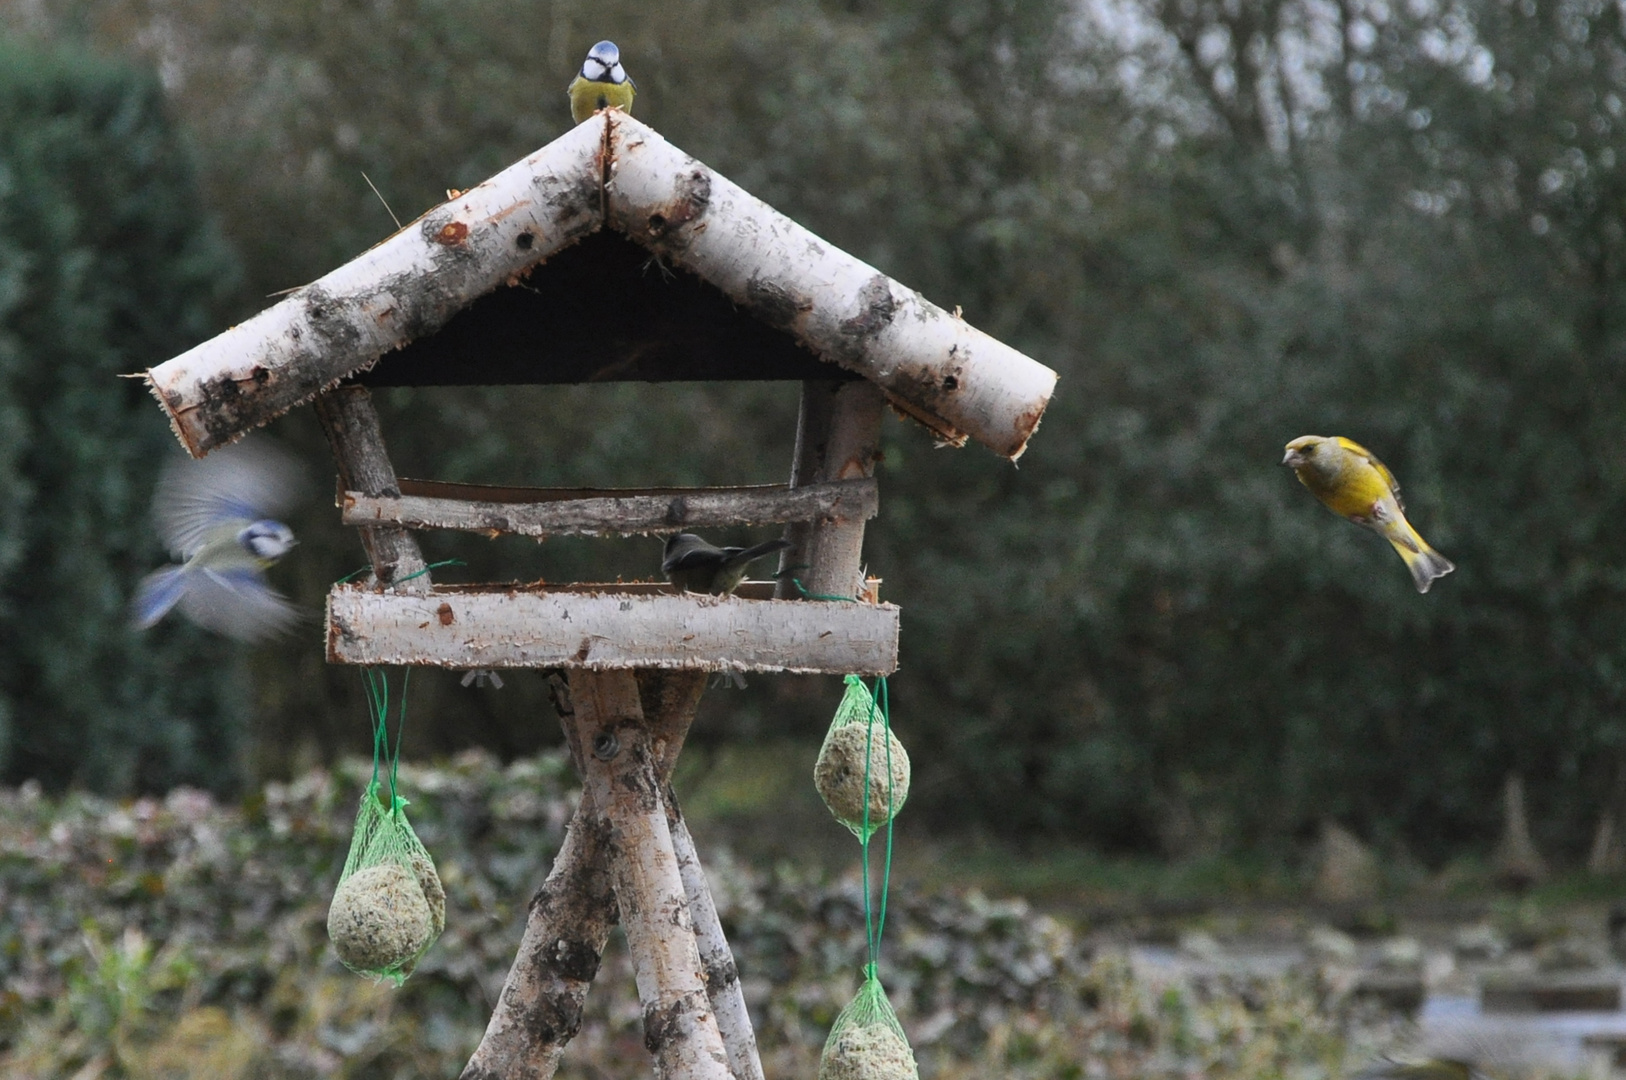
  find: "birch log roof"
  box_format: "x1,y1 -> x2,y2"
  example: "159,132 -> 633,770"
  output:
143,113 -> 1058,461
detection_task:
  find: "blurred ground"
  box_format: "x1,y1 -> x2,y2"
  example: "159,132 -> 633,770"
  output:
6,750 -> 1626,1079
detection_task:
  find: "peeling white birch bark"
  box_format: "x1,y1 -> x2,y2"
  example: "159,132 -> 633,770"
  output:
459,800 -> 615,1080
314,386 -> 431,590
568,671 -> 731,1080
777,381 -> 885,599
144,121 -> 605,456
326,585 -> 899,674
341,477 -> 877,538
668,811 -> 764,1080
142,113 -> 1055,461
607,113 -> 1057,459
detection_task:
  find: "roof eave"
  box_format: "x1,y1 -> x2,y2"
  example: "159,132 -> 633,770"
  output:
605,115 -> 1057,460
142,112 -> 1057,462
144,118 -> 606,456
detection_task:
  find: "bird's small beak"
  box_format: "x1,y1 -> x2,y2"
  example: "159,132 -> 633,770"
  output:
1282,449 -> 1302,467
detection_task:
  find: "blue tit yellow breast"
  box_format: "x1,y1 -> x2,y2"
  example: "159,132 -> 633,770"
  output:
568,76 -> 635,124
189,528 -> 272,573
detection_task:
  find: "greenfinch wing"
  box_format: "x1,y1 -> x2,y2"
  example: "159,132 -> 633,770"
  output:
1334,436 -> 1405,510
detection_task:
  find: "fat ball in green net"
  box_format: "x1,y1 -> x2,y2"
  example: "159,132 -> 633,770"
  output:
819,968 -> 918,1080
329,862 -> 430,972
327,778 -> 443,984
815,675 -> 909,840
413,853 -> 446,937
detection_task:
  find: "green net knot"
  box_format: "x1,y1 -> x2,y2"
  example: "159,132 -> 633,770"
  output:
327,778 -> 445,985
819,966 -> 918,1080
814,675 -> 910,841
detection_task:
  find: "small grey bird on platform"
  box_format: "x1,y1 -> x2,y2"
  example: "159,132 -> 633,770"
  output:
661,533 -> 792,596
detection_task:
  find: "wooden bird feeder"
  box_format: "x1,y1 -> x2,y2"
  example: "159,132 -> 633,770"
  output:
141,112 -> 1056,1080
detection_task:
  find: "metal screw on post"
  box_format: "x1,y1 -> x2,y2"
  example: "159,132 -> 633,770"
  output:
592,730 -> 620,760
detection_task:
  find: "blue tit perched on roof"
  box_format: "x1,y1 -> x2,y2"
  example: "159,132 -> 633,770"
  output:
568,40 -> 636,124
131,439 -> 303,642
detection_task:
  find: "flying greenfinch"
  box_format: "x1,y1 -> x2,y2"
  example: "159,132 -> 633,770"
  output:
662,533 -> 792,596
1282,435 -> 1455,593
568,40 -> 636,125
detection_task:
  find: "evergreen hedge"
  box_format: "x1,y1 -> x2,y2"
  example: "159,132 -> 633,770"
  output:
0,42 -> 246,793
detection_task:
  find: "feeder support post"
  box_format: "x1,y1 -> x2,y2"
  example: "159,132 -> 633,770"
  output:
312,385 -> 431,590
567,670 -> 732,1080
638,671 -> 766,1080
777,379 -> 886,599
459,800 -> 616,1080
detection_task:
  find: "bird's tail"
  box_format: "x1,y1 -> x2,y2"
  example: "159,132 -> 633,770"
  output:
131,566 -> 188,629
1391,529 -> 1455,594
725,538 -> 793,568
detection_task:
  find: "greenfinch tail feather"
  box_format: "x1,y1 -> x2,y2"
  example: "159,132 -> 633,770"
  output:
1399,542 -> 1455,594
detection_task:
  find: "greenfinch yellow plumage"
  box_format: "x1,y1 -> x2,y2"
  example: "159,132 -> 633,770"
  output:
1283,435 -> 1455,593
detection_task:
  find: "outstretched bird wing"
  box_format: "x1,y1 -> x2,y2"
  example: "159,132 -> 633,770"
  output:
154,440 -> 301,558
177,567 -> 301,642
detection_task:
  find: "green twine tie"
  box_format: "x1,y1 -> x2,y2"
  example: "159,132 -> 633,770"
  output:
337,557 -> 465,587
860,675 -> 894,973
362,665 -> 412,816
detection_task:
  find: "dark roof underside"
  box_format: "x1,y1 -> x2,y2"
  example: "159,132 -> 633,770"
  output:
357,231 -> 856,387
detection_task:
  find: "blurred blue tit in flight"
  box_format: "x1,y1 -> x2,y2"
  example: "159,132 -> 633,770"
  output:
1283,435 -> 1454,593
131,439 -> 303,641
568,40 -> 636,124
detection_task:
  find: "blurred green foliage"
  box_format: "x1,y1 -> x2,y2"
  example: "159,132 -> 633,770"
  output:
0,41 -> 247,792
0,756 -> 1403,1079
3,0 -> 1625,860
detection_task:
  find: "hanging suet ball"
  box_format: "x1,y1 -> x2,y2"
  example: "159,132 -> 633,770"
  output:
815,723 -> 911,833
327,862 -> 435,972
819,1023 -> 918,1080
820,973 -> 919,1080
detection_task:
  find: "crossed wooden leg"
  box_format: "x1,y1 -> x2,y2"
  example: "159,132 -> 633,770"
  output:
461,670 -> 763,1080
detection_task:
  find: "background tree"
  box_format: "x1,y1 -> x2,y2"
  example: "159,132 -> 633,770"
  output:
0,40 -> 247,791
4,0 -> 1625,864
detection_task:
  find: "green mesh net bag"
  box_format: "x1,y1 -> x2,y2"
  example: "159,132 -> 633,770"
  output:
815,675 -> 910,841
815,676 -> 916,1078
819,965 -> 919,1080
327,670 -> 444,985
